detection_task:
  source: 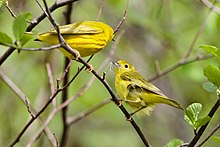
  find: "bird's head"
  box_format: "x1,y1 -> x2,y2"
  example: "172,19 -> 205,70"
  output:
112,60 -> 136,75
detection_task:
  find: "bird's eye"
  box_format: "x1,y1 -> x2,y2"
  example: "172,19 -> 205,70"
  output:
124,64 -> 129,68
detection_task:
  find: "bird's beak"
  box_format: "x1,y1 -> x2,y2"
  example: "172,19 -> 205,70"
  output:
112,61 -> 120,67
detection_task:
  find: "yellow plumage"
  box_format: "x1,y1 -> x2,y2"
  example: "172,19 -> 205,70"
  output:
113,60 -> 183,116
37,21 -> 114,59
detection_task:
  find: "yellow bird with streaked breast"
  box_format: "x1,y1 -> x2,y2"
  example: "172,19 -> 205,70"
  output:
112,60 -> 183,116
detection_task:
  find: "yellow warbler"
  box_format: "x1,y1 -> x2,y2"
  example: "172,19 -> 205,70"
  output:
113,60 -> 183,116
37,21 -> 114,59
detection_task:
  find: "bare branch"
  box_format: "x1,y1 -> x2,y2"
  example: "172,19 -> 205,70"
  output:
0,43 -> 61,51
0,70 -> 29,105
46,63 -> 55,95
200,0 -> 220,15
60,4 -> 74,146
58,60 -> 72,85
3,1 -> 16,18
46,63 -> 56,108
67,99 -> 111,125
62,56 -> 92,89
24,97 -> 35,118
198,122 -> 220,146
53,133 -> 59,147
114,0 -> 129,34
148,54 -> 213,82
22,44 -> 61,51
96,0 -> 105,21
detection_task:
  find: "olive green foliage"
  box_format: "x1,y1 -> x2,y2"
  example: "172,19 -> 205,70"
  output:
1,0 -> 220,147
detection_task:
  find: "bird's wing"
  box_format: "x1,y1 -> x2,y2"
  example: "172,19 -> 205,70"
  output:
121,71 -> 164,96
48,22 -> 103,35
121,72 -> 183,109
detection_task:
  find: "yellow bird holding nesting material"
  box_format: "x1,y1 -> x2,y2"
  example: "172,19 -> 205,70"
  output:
37,21 -> 114,59
113,60 -> 183,116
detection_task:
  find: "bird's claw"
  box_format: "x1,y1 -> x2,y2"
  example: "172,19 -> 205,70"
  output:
85,64 -> 94,72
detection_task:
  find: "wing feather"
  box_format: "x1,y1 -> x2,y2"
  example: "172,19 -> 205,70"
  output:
47,23 -> 103,35
121,71 -> 163,96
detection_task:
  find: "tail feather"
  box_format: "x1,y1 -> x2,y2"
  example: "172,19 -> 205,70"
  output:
142,93 -> 183,110
151,96 -> 183,110
164,98 -> 183,110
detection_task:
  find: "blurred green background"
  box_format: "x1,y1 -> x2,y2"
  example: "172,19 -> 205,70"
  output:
0,0 -> 220,146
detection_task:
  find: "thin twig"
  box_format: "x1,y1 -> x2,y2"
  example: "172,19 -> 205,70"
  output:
96,0 -> 105,21
24,97 -> 35,118
60,58 -> 70,147
58,60 -> 73,85
153,60 -> 162,76
197,122 -> 220,146
114,0 -> 129,34
62,56 -> 93,88
60,3 -> 73,146
22,44 -> 61,51
46,63 -> 56,108
63,2 -> 73,24
0,70 -> 29,105
67,99 -> 111,125
148,54 -> 213,82
53,133 -> 59,147
0,43 -> 61,51
200,0 -> 220,15
3,1 -> 16,18
46,63 -> 55,95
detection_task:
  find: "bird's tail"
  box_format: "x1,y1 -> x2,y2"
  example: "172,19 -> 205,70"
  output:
155,96 -> 183,110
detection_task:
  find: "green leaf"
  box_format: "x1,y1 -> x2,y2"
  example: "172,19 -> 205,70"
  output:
204,65 -> 220,88
164,139 -> 184,147
202,82 -> 218,93
0,32 -> 13,45
184,103 -> 202,129
13,13 -> 32,46
20,33 -> 34,47
200,45 -> 220,58
194,116 -> 210,130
